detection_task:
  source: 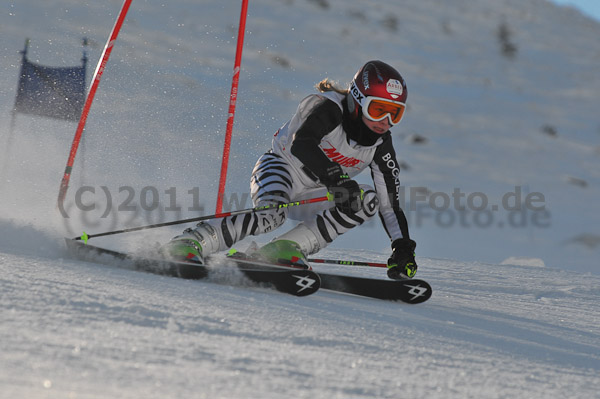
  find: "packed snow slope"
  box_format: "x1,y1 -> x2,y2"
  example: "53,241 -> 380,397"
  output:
1,0 -> 600,398
2,243 -> 600,399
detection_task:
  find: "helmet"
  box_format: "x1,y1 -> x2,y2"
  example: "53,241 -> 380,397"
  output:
347,60 -> 407,125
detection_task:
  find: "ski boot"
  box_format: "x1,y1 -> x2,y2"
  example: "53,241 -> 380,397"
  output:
160,223 -> 220,264
254,240 -> 311,269
228,240 -> 311,270
161,235 -> 204,264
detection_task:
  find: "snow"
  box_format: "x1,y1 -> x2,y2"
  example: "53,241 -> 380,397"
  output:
1,0 -> 600,397
500,256 -> 545,267
2,247 -> 599,398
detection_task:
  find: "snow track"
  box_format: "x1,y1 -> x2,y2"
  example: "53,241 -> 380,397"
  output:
2,248 -> 598,398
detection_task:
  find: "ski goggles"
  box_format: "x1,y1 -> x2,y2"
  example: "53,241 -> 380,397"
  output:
362,96 -> 406,125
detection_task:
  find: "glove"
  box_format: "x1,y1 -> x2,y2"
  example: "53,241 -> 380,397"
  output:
323,164 -> 363,215
387,238 -> 417,279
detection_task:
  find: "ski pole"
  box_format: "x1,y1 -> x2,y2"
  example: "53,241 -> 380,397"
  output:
75,195 -> 331,242
308,258 -> 388,268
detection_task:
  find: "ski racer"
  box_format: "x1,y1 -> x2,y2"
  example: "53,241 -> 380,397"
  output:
162,60 -> 418,279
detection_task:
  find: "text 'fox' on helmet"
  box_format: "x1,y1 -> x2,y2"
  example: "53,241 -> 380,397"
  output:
347,60 -> 408,122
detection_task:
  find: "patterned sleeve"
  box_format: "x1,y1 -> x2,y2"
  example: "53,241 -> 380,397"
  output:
370,135 -> 411,240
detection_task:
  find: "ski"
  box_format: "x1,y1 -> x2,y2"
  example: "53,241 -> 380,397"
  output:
228,247 -> 431,303
64,239 -> 320,297
65,239 -> 430,303
316,272 -> 432,304
223,256 -> 320,297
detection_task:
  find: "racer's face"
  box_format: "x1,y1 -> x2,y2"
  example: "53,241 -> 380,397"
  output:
362,115 -> 391,134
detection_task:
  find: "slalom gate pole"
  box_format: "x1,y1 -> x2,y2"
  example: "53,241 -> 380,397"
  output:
57,0 -> 133,209
74,195 -> 330,242
215,0 -> 249,214
308,258 -> 388,269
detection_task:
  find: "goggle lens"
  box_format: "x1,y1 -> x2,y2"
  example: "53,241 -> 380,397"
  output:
365,98 -> 405,125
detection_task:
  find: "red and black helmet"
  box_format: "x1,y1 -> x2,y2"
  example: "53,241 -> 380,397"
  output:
347,60 -> 407,125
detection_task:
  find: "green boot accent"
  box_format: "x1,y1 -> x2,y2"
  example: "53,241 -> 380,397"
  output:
161,238 -> 204,264
256,240 -> 310,269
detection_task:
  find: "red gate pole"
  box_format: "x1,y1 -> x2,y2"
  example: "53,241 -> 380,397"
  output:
215,0 -> 249,213
57,0 -> 133,211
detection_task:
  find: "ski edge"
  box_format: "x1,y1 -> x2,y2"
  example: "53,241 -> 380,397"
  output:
64,238 -> 319,297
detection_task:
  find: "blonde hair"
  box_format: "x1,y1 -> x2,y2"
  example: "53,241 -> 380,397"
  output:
315,78 -> 348,95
